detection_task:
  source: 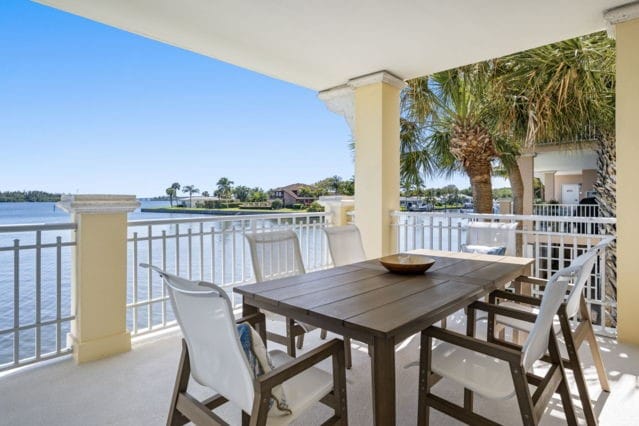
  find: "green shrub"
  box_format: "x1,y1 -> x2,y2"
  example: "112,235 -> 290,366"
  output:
291,203 -> 303,210
306,202 -> 325,213
271,199 -> 283,210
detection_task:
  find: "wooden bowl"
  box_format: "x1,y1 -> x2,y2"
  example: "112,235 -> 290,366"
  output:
379,254 -> 436,275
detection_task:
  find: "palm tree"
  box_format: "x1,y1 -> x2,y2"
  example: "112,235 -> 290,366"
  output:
181,185 -> 199,207
165,187 -> 176,207
402,64 -> 498,213
233,185 -> 251,202
201,191 -> 210,197
215,177 -> 234,207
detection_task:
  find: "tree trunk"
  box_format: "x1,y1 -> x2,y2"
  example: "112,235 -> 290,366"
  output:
594,133 -> 616,327
467,161 -> 494,213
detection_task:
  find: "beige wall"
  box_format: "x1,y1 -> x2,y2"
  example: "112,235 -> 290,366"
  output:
543,172 -> 555,202
581,169 -> 597,196
550,169 -> 596,202
616,17 -> 639,345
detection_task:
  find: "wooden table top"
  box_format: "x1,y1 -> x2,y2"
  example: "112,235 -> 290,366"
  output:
234,249 -> 533,342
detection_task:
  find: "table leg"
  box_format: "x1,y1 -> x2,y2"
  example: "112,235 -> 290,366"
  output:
242,300 -> 266,344
371,336 -> 396,425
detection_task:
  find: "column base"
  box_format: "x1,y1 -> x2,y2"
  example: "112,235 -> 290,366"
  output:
69,331 -> 132,364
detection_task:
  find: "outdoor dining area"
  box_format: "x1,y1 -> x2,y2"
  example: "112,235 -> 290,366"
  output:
136,224 -> 617,425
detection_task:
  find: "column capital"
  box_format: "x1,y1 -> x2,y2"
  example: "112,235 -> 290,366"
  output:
57,194 -> 140,214
604,1 -> 639,37
347,71 -> 407,90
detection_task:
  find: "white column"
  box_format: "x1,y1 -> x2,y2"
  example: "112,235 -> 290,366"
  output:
58,194 -> 140,363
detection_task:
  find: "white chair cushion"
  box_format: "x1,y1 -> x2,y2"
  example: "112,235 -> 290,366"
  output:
431,341 -> 515,400
266,349 -> 333,425
461,244 -> 507,255
495,301 -> 561,334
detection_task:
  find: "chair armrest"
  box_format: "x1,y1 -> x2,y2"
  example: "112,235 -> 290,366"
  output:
425,326 -> 521,364
471,300 -> 538,323
235,312 -> 265,328
514,275 -> 548,288
491,289 -> 542,307
257,338 -> 344,392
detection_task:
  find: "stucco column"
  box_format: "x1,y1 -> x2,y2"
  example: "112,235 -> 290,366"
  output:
607,5 -> 639,344
543,171 -> 556,202
319,71 -> 405,258
58,194 -> 140,362
518,153 -> 535,215
351,72 -> 404,257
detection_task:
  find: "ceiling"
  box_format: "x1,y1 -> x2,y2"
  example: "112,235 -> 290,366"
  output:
34,0 -> 625,91
534,149 -> 598,175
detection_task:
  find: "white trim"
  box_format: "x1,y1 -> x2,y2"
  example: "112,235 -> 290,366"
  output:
604,1 -> 639,37
347,71 -> 407,90
57,194 -> 141,214
318,84 -> 355,132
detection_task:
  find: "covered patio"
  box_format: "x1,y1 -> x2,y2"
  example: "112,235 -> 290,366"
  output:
3,0 -> 639,424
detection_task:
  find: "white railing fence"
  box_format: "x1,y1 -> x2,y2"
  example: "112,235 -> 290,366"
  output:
127,212 -> 331,336
533,203 -> 601,218
392,211 -> 617,336
0,223 -> 76,372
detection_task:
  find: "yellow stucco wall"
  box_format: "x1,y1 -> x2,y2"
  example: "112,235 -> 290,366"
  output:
71,212 -> 131,362
616,17 -> 639,345
354,81 -> 400,258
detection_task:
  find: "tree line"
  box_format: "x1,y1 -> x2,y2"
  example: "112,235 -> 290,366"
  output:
163,175 -> 354,207
0,190 -> 61,202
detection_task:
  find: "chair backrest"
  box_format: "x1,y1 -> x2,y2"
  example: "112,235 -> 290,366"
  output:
324,225 -> 367,267
245,230 -> 305,282
563,236 -> 615,318
521,264 -> 578,370
141,264 -> 255,414
466,221 -> 519,256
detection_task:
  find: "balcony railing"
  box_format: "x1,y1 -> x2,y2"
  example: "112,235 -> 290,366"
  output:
126,212 -> 331,336
533,203 -> 601,218
0,223 -> 76,372
392,211 -> 617,335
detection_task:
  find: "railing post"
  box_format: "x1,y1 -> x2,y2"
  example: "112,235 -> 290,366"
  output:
58,194 -> 140,363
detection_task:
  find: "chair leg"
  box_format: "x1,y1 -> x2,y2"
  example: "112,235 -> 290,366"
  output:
320,329 -> 328,339
285,318 -> 296,357
440,316 -> 447,329
417,331 -> 432,426
167,340 -> 191,426
558,310 -> 598,426
344,337 -> 352,369
549,333 -> 578,426
296,332 -> 305,350
580,297 -> 610,392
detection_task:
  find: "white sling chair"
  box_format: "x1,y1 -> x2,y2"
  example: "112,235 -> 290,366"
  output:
323,225 -> 368,368
245,230 -> 315,357
489,237 -> 614,425
142,264 -> 348,426
463,221 -> 519,256
418,265 -> 579,425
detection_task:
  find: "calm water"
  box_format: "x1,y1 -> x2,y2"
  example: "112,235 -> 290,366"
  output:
0,200 -> 202,366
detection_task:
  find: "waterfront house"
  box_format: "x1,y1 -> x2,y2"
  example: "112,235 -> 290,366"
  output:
270,183 -> 317,207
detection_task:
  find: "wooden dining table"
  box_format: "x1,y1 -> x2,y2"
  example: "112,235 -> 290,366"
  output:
234,249 -> 533,425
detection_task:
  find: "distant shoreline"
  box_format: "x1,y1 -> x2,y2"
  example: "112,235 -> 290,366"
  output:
141,207 -> 295,216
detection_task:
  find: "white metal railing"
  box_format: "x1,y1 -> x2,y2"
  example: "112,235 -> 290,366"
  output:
533,203 -> 601,218
0,223 -> 76,371
392,211 -> 617,335
126,212 -> 331,336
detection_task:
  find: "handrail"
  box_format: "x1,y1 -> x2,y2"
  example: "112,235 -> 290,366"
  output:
391,211 -> 616,224
128,211 -> 329,227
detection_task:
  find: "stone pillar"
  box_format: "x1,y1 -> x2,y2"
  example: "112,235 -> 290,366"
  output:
543,171 -> 556,202
318,196 -> 355,226
319,71 -> 405,258
58,194 -> 140,363
517,153 -> 535,215
606,3 -> 639,344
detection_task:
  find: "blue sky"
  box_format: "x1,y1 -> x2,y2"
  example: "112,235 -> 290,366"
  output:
1,0 -> 504,197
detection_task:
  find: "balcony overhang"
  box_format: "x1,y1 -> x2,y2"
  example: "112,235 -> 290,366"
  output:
33,0 -> 627,91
